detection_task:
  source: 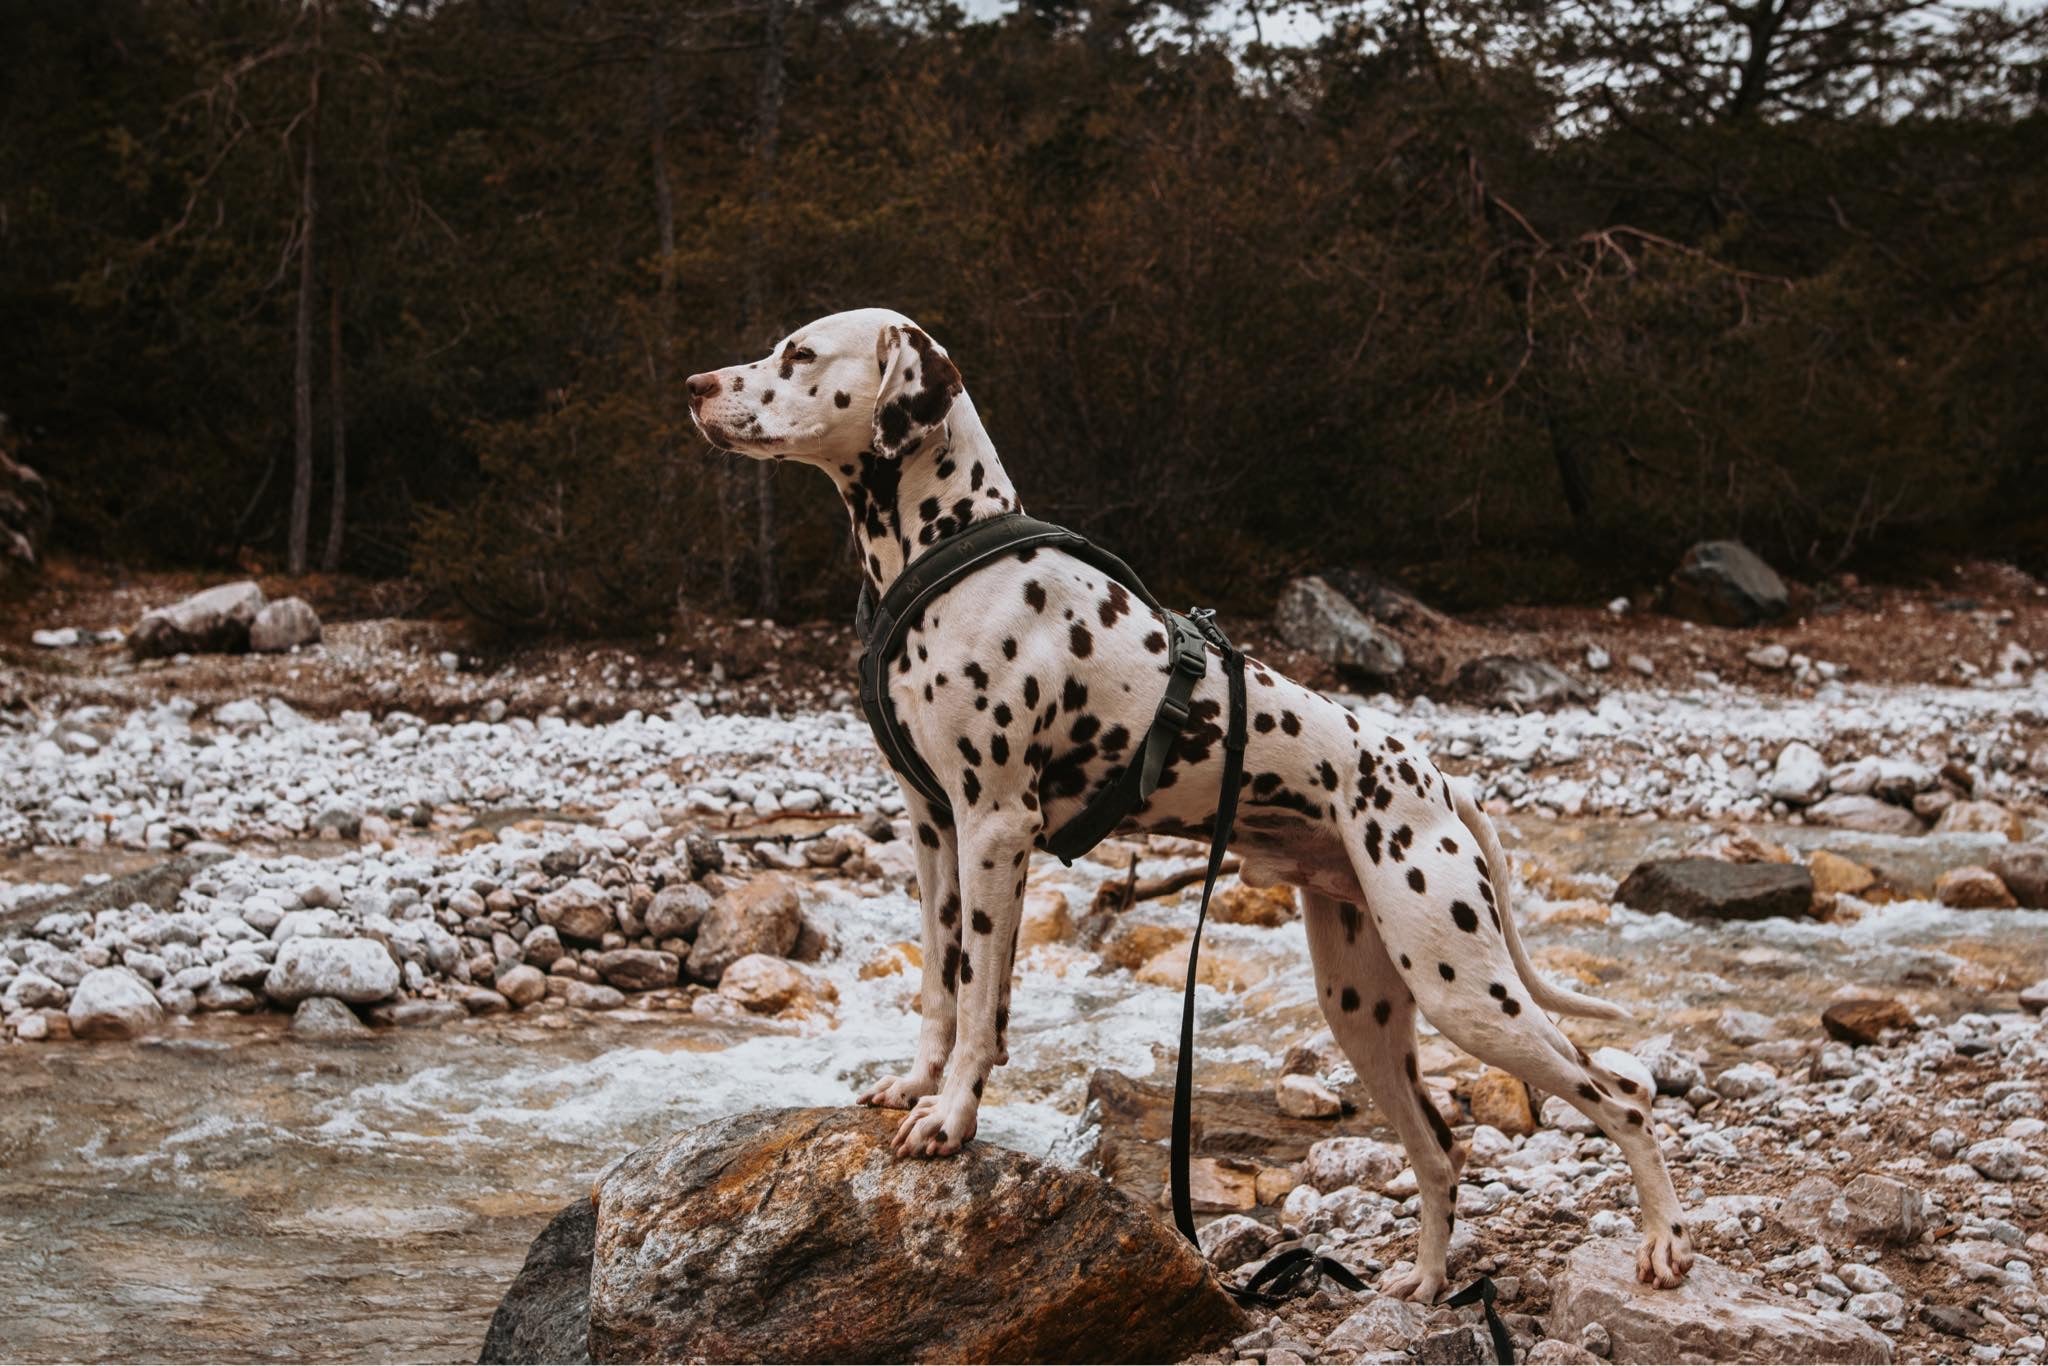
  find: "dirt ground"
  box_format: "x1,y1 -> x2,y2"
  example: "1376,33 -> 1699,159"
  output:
4,557 -> 2045,725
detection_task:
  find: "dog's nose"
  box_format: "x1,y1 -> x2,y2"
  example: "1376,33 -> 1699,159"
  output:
685,372 -> 721,402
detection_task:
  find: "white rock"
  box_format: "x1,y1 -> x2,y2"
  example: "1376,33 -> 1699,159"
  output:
1304,1136 -> 1404,1193
66,967 -> 165,1039
1966,1138 -> 2026,1182
263,937 -> 399,1005
1767,741 -> 1828,804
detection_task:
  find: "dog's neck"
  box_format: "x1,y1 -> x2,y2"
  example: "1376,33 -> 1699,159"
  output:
832,391 -> 1022,601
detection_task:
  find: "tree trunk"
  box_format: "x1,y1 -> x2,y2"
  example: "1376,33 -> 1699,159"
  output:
288,3 -> 322,575
745,0 -> 787,616
321,270 -> 347,572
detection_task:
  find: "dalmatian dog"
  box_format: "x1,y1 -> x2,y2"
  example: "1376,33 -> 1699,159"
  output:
684,308 -> 1697,1300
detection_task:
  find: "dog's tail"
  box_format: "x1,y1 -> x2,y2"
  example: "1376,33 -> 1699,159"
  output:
1451,779 -> 1631,1022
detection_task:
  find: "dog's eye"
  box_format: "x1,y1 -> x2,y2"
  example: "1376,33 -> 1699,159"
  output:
791,347 -> 816,363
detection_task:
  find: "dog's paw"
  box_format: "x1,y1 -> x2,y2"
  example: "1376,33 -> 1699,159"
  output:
1380,1263 -> 1447,1304
891,1092 -> 978,1159
1635,1225 -> 1695,1289
857,1073 -> 936,1110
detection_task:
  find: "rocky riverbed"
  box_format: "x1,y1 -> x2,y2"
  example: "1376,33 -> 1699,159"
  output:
2,612 -> 2046,1362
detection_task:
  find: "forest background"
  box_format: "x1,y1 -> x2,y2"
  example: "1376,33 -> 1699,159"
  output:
4,0 -> 2045,632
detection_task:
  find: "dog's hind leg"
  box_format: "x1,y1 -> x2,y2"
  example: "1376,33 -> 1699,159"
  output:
858,794 -> 960,1110
893,810 -> 1037,1158
1301,889 -> 1465,1303
1347,805 -> 1696,1288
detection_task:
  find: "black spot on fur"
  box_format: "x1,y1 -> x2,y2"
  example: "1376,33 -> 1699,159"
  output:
1024,581 -> 1046,612
1450,901 -> 1479,933
917,824 -> 940,848
1280,711 -> 1300,736
1340,987 -> 1360,1012
1407,868 -> 1426,893
1438,962 -> 1455,981
971,909 -> 993,934
1069,622 -> 1093,657
1373,998 -> 1392,1026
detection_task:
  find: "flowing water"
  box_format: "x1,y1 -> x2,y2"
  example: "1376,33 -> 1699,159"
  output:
2,817 -> 2042,1362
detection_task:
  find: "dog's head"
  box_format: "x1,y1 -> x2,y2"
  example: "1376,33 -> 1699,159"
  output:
685,308 -> 963,466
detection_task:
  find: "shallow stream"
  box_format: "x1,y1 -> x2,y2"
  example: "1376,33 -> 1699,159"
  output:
2,818 -> 2043,1361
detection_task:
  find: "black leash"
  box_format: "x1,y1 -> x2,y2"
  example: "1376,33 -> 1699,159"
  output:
1168,611 -> 1246,1248
1447,1274 -> 1517,1364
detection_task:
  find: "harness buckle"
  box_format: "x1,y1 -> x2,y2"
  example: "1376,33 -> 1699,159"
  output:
1156,690 -> 1191,728
1170,620 -> 1208,681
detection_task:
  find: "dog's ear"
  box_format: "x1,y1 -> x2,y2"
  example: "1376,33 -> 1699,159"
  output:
870,322 -> 962,459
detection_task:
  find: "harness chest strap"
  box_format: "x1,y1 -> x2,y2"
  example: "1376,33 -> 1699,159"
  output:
854,512 -> 1212,865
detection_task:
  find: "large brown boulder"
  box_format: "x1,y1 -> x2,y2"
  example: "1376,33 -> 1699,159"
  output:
581,1107 -> 1249,1363
1616,858 -> 1814,921
685,875 -> 803,984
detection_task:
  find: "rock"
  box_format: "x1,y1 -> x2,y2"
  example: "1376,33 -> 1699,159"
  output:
1019,888 -> 1075,948
1276,1073 -> 1343,1119
579,1108 -> 1248,1362
1932,800 -> 2024,841
1767,742 -> 1828,804
1469,1067 -> 1536,1136
371,999 -> 469,1028
480,1199 -> 595,1365
289,996 -> 370,1039
1806,795 -> 1924,836
196,981 -> 258,1013
1821,998 -> 1915,1047
1775,1175 -> 1909,1246
248,597 -> 323,652
716,954 -> 811,1014
1171,1156 -> 1260,1213
1326,1296 -> 1430,1355
536,879 -> 616,944
496,964 -> 547,1007
1632,1036 -> 1706,1095
1615,859 -> 1813,921
521,925 -> 564,969
1989,845 -> 2048,908
1965,1138 -> 2025,1181
685,875 -> 802,984
1213,882 -> 1297,926
1304,1136 -> 1403,1193
1526,1342 -> 1603,1365
1666,541 -> 1789,628
591,949 -> 678,993
2020,979 -> 2048,1015
1808,851 -> 1877,897
65,967 -> 164,1039
1273,576 -> 1406,680
643,884 -> 712,941
1134,943 -> 1264,992
263,937 -> 400,1005
563,981 -> 625,1012
1453,655 -> 1594,712
1920,1304 -> 1988,1339
129,580 -> 266,658
1712,1062 -> 1780,1101
1417,1326 -> 1493,1363
1549,1238 -> 1892,1364
1934,865 -> 2017,910
464,987 -> 511,1015
1746,643 -> 1791,671
1198,1214 -> 1278,1271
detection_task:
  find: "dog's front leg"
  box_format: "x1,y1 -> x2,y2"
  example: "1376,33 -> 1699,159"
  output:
857,794 -> 959,1111
893,814 -> 1033,1158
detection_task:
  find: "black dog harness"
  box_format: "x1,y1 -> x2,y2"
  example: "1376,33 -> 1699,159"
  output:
853,515 -> 1511,1351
